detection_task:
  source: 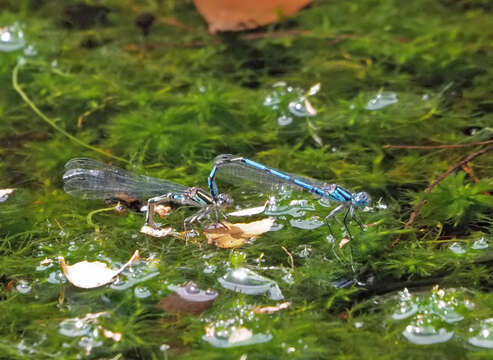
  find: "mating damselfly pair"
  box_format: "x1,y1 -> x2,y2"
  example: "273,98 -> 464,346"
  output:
63,155 -> 370,238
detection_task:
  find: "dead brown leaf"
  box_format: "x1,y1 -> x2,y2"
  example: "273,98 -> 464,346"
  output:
193,0 -> 313,33
204,218 -> 274,248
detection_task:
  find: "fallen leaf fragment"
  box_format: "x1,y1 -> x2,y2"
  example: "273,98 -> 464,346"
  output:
155,205 -> 172,218
0,188 -> 15,202
59,250 -> 140,289
204,218 -> 274,248
253,301 -> 291,314
140,225 -> 175,238
339,238 -> 351,248
193,0 -> 313,33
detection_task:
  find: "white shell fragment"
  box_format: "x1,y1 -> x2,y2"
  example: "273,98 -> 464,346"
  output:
0,188 -> 16,202
59,250 -> 140,289
228,202 -> 268,217
140,225 -> 175,238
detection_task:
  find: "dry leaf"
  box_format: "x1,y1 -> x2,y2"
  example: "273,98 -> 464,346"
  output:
59,250 -> 139,289
253,301 -> 291,314
155,205 -> 172,218
140,225 -> 175,238
204,218 -> 274,248
193,0 -> 313,33
339,238 -> 351,248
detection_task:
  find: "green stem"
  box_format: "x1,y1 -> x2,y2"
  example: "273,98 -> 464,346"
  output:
12,62 -> 129,164
86,206 -> 117,227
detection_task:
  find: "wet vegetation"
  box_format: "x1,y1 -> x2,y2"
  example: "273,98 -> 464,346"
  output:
1,0 -> 493,358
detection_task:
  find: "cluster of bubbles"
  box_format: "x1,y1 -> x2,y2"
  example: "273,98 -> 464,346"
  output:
391,286 -> 493,348
264,190 -> 326,231
110,257 -> 159,293
263,82 -> 319,126
202,302 -> 272,348
58,312 -> 121,356
0,22 -> 38,64
449,237 -> 489,254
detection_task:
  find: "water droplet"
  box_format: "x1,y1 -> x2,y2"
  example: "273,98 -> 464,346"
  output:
472,237 -> 488,250
402,312 -> 454,345
36,258 -> 54,271
0,23 -> 25,52
47,270 -> 67,284
392,288 -> 419,320
59,319 -> 92,337
468,318 -> 493,349
297,245 -> 312,258
185,282 -> 200,294
109,259 -> 160,290
78,336 -> 103,355
288,99 -> 316,117
449,242 -> 466,254
290,217 -> 324,230
277,114 -> 293,126
23,44 -> 36,56
203,262 -> 217,274
268,221 -> 284,232
202,331 -> 272,348
16,280 -> 32,294
218,267 -> 283,300
134,285 -> 151,298
365,92 -> 398,110
282,272 -> 294,284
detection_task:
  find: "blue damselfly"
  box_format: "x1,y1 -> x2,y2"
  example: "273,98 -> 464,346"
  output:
208,154 -> 370,239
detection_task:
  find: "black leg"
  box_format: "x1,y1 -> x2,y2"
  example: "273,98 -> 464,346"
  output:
342,207 -> 353,240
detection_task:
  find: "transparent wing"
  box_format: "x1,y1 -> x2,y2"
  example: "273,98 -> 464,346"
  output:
63,158 -> 189,200
213,154 -> 327,193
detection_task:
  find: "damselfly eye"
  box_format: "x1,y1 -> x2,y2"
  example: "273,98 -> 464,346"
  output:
353,192 -> 370,206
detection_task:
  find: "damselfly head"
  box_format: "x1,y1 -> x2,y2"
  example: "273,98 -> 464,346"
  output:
216,193 -> 233,208
352,192 -> 370,207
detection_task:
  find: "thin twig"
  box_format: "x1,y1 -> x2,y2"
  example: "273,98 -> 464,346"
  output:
390,144 -> 493,249
12,63 -> 129,164
383,140 -> 493,150
281,246 -> 295,271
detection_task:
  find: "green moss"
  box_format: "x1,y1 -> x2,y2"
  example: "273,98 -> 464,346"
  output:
1,0 -> 493,358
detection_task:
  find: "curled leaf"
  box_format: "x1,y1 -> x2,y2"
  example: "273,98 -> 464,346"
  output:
204,218 -> 274,248
59,250 -> 139,289
193,0 -> 313,33
253,301 -> 291,314
339,238 -> 351,248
